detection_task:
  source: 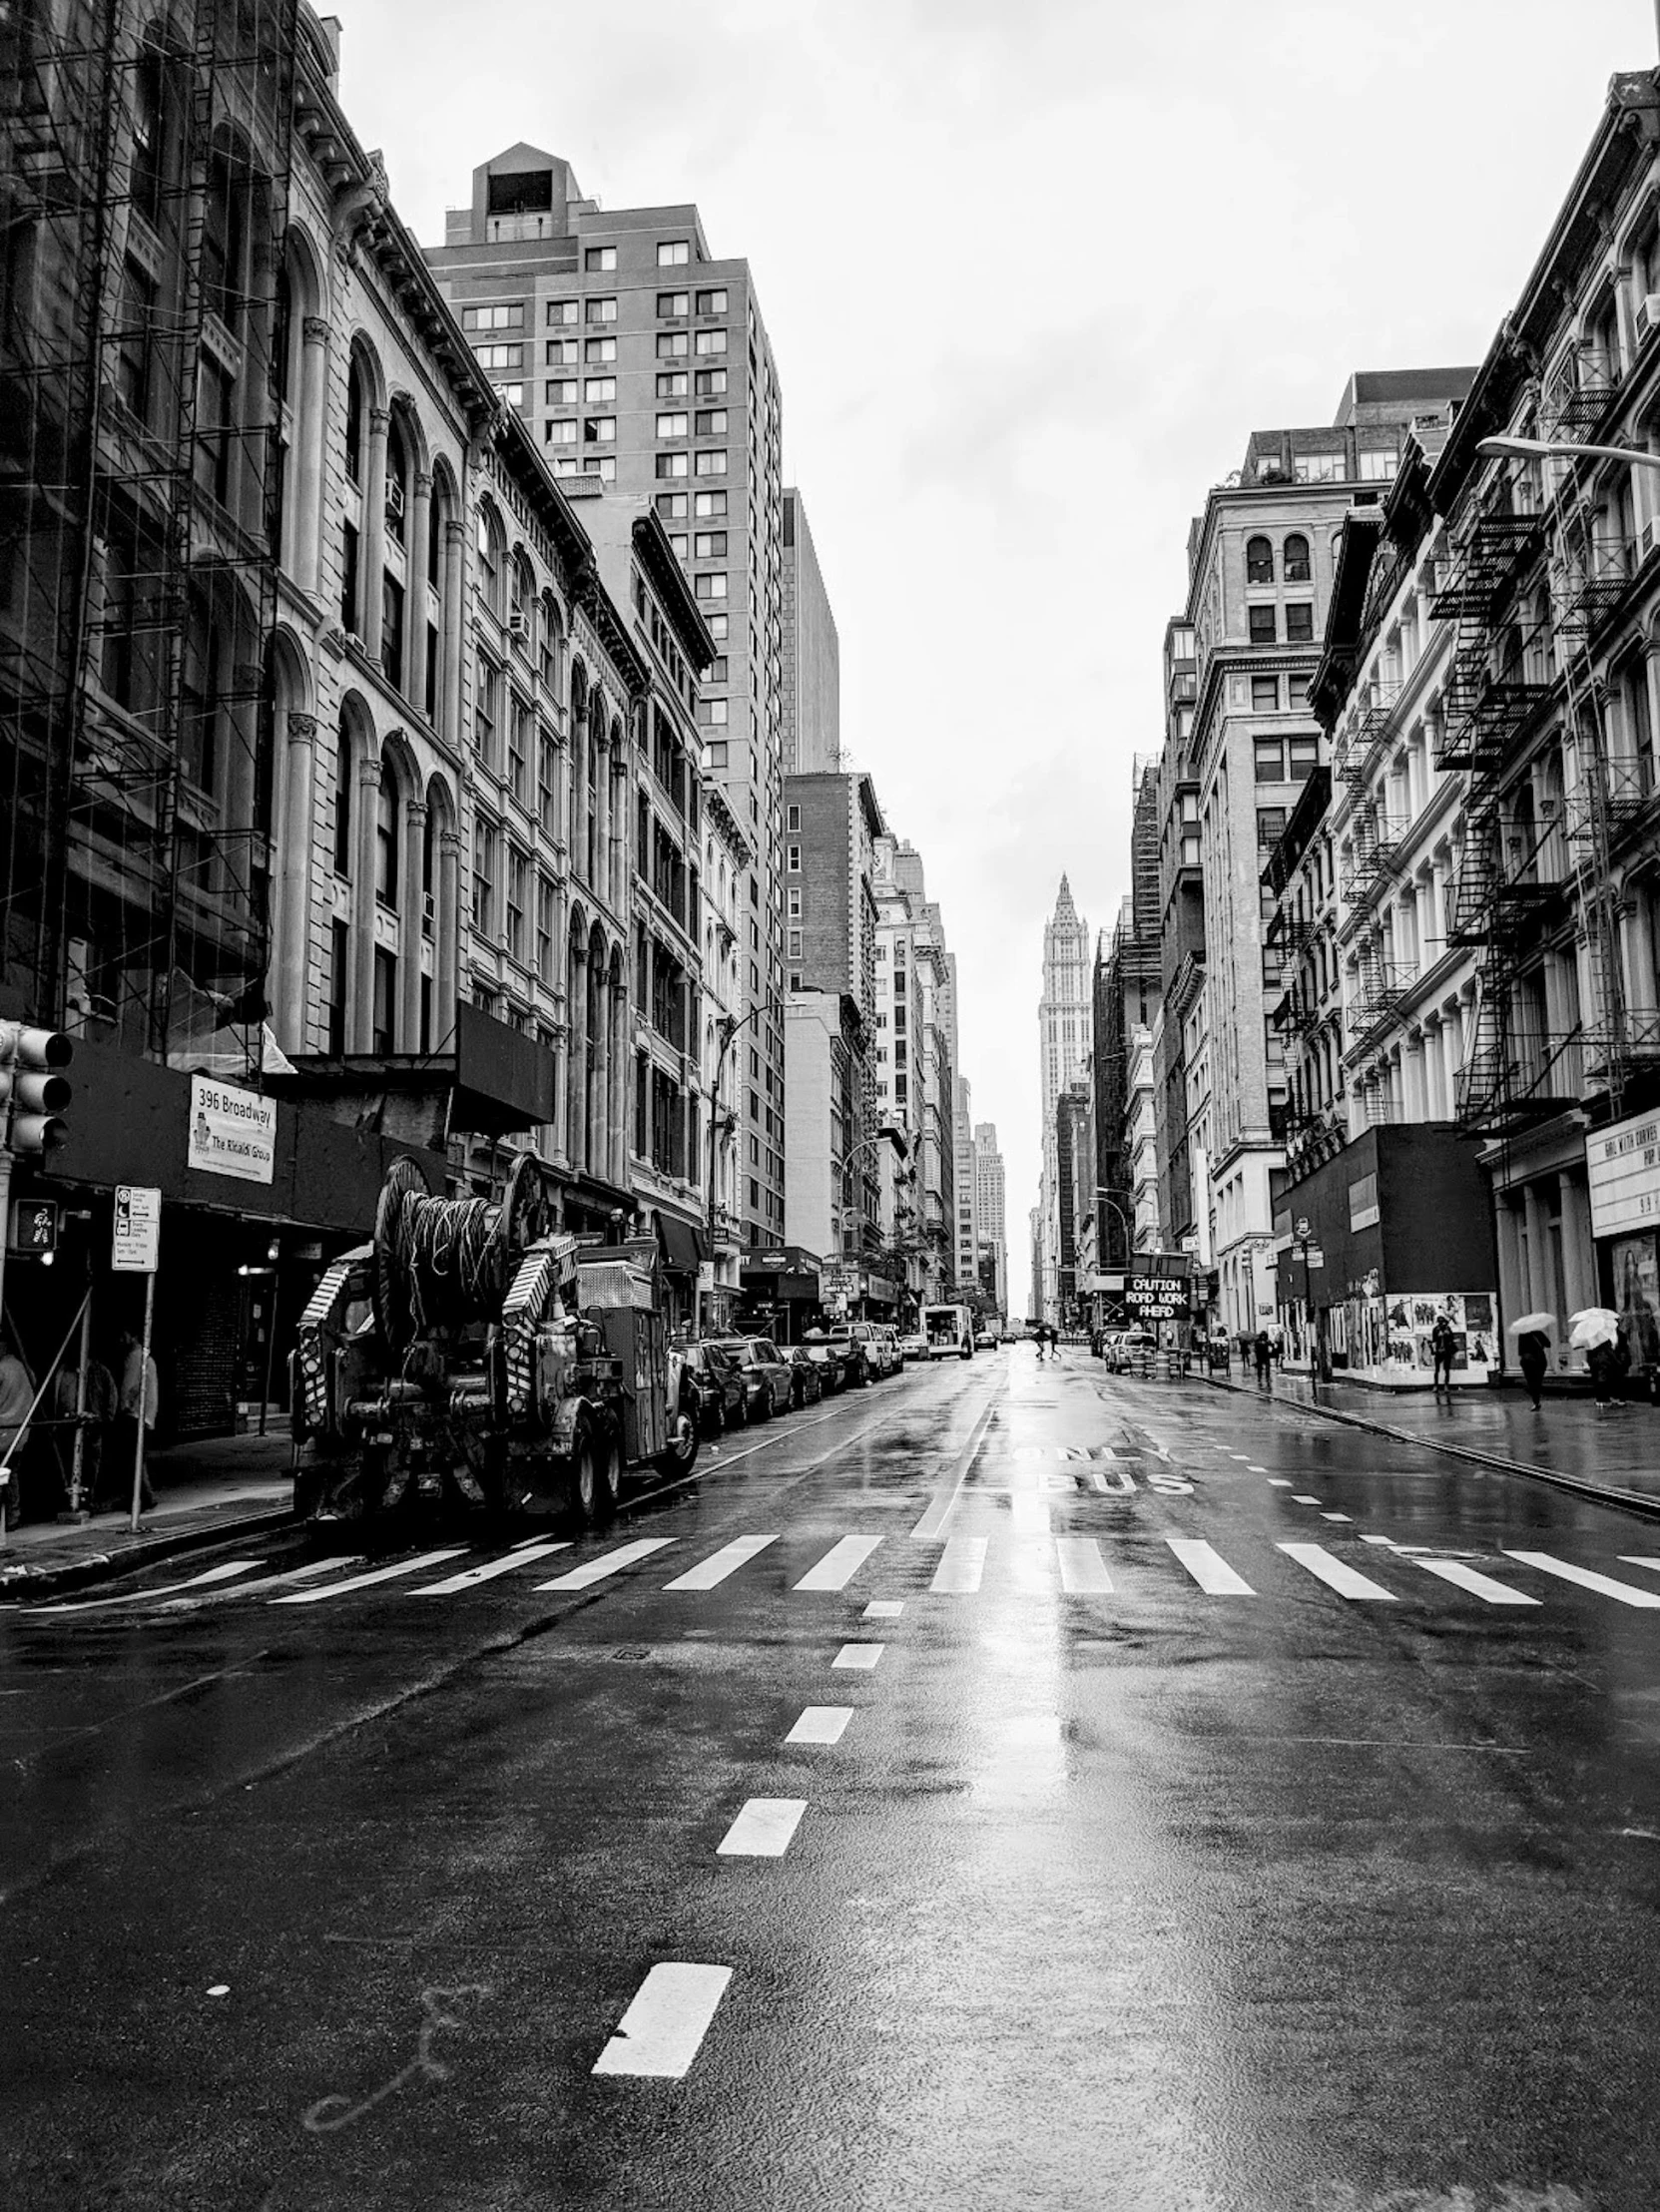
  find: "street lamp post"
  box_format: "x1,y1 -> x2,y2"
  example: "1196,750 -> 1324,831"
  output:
1476,433 -> 1660,475
705,1002 -> 766,1331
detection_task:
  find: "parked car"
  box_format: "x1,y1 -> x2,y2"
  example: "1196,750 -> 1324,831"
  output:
973,1326 -> 998,1352
679,1339 -> 748,1436
785,1345 -> 824,1407
897,1327 -> 928,1363
1106,1330 -> 1156,1374
829,1322 -> 883,1385
800,1332 -> 849,1392
713,1335 -> 795,1420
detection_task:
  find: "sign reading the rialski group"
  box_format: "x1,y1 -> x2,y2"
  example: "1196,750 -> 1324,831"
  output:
188,1074 -> 277,1186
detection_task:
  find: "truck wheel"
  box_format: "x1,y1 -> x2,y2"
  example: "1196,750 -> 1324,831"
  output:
656,1403 -> 700,1479
569,1418 -> 603,1528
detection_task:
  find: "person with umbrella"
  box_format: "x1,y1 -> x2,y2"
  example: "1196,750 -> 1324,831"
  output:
1569,1308 -> 1626,1412
1508,1311 -> 1554,1411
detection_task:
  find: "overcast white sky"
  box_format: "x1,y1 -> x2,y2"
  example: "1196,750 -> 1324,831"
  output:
334,0 -> 1654,1261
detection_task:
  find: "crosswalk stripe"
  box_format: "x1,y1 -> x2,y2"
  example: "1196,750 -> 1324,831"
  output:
1278,1542 -> 1397,1601
1056,1537 -> 1111,1593
592,1962 -> 732,2078
795,1534 -> 882,1591
1166,1538 -> 1255,1595
1413,1559 -> 1539,1606
930,1536 -> 986,1593
1620,1556 -> 1660,1579
32,1557 -> 268,1613
832,1642 -> 883,1670
534,1537 -> 677,1591
272,1548 -> 469,1605
413,1541 -> 571,1594
862,1599 -> 903,1619
664,1534 -> 778,1591
786,1706 -> 852,1744
175,1556 -> 353,1605
1504,1551 -> 1660,1608
717,1798 -> 806,1857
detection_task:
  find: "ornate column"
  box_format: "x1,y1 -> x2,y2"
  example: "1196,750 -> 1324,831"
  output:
275,711 -> 317,1052
443,516 -> 466,746
352,751 -> 381,1050
406,470 -> 431,713
401,796 -> 427,1049
436,827 -> 462,1055
294,317 -> 330,597
361,406 -> 389,657
568,944 -> 589,1171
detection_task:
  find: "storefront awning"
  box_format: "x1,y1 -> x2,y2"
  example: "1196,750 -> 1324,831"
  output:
655,1210 -> 707,1276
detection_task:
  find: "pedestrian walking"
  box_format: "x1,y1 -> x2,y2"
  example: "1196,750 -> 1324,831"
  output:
1253,1329 -> 1272,1386
1430,1316 -> 1455,1392
115,1328 -> 159,1514
1516,1329 -> 1549,1411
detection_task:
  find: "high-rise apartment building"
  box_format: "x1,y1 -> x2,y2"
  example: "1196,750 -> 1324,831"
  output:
782,489 -> 839,775
1037,875 -> 1091,1322
428,147 -> 789,1250
953,1075 -> 979,1299
973,1123 -> 1008,1321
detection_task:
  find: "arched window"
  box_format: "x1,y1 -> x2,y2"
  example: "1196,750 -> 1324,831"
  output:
1246,535 -> 1274,586
510,551 -> 532,638
332,718 -> 352,875
385,413 -> 408,546
477,503 -> 503,614
539,590 -> 564,693
1284,533 -> 1311,583
375,761 -> 399,906
345,353 -> 366,486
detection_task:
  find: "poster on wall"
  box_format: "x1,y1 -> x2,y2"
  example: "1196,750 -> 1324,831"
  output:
1381,1292 -> 1495,1380
1612,1235 -> 1660,1371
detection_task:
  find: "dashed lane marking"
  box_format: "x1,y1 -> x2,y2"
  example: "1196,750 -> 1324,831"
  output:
1278,1542 -> 1397,1601
862,1599 -> 903,1619
832,1642 -> 884,1670
663,1534 -> 778,1591
794,1534 -> 883,1591
534,1537 -> 678,1592
717,1798 -> 807,1857
591,1963 -> 733,2079
1292,1494 -> 1323,1505
786,1706 -> 852,1745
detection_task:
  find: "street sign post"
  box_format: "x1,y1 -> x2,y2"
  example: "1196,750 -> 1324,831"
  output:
112,1187 -> 161,1531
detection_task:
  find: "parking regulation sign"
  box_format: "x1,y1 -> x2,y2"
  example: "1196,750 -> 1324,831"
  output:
112,1185 -> 162,1274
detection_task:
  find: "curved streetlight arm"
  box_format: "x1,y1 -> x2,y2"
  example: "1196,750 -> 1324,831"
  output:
703,998 -> 771,1323
1477,433 -> 1660,475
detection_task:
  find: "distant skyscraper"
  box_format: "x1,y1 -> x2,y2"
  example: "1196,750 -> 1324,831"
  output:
1037,874 -> 1091,1322
974,1122 -> 1007,1319
428,146 -> 788,1252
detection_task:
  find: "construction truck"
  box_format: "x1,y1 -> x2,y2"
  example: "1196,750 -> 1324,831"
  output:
291,1156 -> 699,1528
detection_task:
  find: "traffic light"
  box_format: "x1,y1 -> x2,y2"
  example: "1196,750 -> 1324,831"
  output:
0,1023 -> 73,1155
9,1198 -> 59,1254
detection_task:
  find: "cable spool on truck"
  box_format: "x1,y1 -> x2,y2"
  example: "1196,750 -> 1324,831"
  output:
291,1155 -> 699,1528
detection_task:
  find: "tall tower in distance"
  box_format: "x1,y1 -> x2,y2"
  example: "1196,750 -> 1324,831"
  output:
427,146 -> 789,1253
973,1122 -> 1008,1322
1038,873 -> 1091,1324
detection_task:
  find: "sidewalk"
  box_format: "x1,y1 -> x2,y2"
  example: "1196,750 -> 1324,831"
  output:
1198,1365 -> 1660,1517
0,1424 -> 296,1598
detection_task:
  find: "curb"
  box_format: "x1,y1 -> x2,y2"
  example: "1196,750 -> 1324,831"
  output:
0,1503 -> 297,1601
1193,1371 -> 1660,1523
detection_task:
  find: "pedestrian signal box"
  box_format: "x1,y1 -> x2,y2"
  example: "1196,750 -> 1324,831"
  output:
8,1198 -> 59,1254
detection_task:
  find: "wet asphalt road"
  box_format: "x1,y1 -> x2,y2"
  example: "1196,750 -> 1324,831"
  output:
5,1349 -> 1660,2212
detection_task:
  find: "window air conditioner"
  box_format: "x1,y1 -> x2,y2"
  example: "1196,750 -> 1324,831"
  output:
508,610 -> 529,641
1637,294 -> 1660,344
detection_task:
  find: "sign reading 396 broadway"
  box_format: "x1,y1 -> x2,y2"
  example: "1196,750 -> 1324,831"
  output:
188,1074 -> 277,1186
1586,1108 -> 1660,1239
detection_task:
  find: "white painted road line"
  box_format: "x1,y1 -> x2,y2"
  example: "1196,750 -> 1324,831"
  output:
786,1706 -> 852,1745
795,1534 -> 883,1591
1055,1537 -> 1112,1594
1321,1512 -> 1353,1523
1292,1494 -> 1323,1505
33,1557 -> 268,1613
862,1599 -> 903,1620
910,1492 -> 956,1540
1414,1559 -> 1540,1606
1278,1542 -> 1397,1601
1246,1464 -> 1268,1472
414,1541 -> 570,1594
664,1534 -> 778,1591
592,1962 -> 733,2079
1166,1538 -> 1256,1596
272,1548 -> 470,1604
1268,1478 -> 1294,1488
1506,1551 -> 1660,1608
1010,1494 -> 1052,1537
930,1536 -> 987,1593
717,1798 -> 807,1857
535,1537 -> 677,1591
832,1642 -> 884,1670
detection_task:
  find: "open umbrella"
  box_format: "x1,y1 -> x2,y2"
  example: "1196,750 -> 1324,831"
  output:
1507,1312 -> 1556,1337
1568,1307 -> 1621,1351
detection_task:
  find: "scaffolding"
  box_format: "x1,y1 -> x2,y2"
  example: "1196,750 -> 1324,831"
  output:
1,0 -> 298,1076
1426,362 -> 1660,1134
